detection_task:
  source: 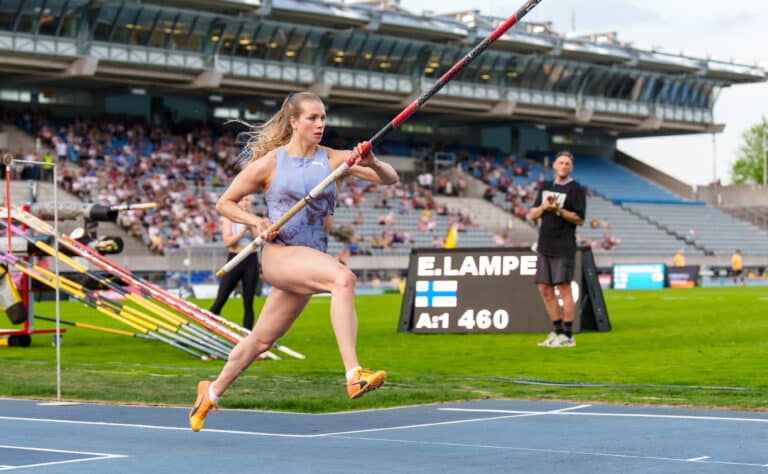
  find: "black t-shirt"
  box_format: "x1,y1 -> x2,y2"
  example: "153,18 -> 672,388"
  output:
533,179 -> 587,257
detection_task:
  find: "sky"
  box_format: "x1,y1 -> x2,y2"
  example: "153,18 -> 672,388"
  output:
398,0 -> 768,185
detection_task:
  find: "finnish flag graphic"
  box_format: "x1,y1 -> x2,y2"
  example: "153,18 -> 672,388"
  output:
415,280 -> 458,308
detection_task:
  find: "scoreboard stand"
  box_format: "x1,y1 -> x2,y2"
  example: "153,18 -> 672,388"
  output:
399,246 -> 610,334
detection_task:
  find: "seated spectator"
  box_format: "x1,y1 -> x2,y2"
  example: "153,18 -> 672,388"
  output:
600,233 -> 621,251
377,212 -> 395,227
482,187 -> 495,202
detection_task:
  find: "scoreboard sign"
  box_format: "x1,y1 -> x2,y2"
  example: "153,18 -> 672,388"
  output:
398,247 -> 582,334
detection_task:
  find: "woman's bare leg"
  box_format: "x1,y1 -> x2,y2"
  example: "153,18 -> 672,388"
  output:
211,287 -> 310,397
260,243 -> 361,371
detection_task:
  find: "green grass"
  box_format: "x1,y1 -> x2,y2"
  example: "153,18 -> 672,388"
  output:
1,287 -> 767,412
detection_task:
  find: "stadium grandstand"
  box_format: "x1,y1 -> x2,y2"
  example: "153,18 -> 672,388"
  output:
0,0 -> 766,287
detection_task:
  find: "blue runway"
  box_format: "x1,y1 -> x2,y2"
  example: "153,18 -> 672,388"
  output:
1,398 -> 767,472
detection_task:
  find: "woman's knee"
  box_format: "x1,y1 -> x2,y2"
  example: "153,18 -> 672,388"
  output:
231,331 -> 273,360
333,268 -> 356,293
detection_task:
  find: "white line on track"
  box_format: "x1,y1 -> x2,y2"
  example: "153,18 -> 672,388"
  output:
0,445 -> 126,471
686,456 -> 711,461
438,408 -> 768,424
330,436 -> 767,469
0,412 -> 553,438
2,404 -> 768,441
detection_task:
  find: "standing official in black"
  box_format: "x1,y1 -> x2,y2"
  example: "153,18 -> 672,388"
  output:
529,151 -> 586,347
210,195 -> 260,330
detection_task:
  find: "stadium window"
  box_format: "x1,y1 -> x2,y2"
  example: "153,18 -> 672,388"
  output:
630,75 -> 645,102
552,63 -> 576,93
205,19 -> 227,55
265,26 -> 291,61
383,40 -> 408,74
326,34 -> 350,68
370,37 -> 395,72
36,0 -> 69,36
424,51 -> 441,77
56,0 -> 88,38
340,33 -> 364,68
485,53 -> 505,83
146,10 -> 178,49
297,29 -> 324,65
0,0 -> 21,31
518,57 -> 545,89
641,76 -> 657,103
251,23 -> 278,59
233,23 -> 257,58
695,83 -> 710,108
15,0 -> 44,34
283,27 -> 307,63
0,89 -> 32,103
655,79 -> 671,103
128,7 -> 160,46
213,107 -> 239,119
667,80 -> 682,105
708,86 -> 721,108
566,64 -> 589,95
503,55 -> 524,88
213,20 -> 238,56
353,35 -> 378,70
586,69 -> 610,97
605,73 -> 632,99
110,5 -> 141,44
398,43 -> 426,76
170,12 -> 200,52
91,3 -> 119,42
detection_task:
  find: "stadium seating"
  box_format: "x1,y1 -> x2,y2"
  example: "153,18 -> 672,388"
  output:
581,196 -> 703,256
328,183 -> 496,257
721,206 -> 768,233
624,203 -> 768,257
569,155 -> 692,204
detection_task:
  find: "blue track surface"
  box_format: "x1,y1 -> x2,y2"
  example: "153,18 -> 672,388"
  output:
1,398 -> 767,472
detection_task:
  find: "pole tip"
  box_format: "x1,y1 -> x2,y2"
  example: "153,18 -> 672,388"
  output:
215,270 -> 225,278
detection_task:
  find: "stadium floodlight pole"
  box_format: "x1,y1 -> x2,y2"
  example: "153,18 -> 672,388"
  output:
217,0 -> 546,276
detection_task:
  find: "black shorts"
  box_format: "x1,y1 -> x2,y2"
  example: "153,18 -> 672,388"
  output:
534,253 -> 575,285
733,269 -> 743,277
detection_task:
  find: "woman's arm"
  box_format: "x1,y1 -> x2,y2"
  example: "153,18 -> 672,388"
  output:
217,152 -> 275,238
328,143 -> 399,185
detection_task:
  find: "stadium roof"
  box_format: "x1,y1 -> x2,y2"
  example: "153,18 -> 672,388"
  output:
0,0 -> 765,137
166,0 -> 764,81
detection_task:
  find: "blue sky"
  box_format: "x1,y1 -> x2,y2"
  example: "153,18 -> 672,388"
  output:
399,0 -> 768,185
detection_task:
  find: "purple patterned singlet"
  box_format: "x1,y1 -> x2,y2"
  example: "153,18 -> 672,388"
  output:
265,146 -> 337,252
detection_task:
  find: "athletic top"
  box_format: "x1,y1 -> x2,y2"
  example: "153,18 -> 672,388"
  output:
230,222 -> 252,250
533,178 -> 586,258
265,146 -> 337,252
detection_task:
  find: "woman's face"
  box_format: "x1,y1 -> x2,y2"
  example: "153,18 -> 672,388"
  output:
290,99 -> 326,144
